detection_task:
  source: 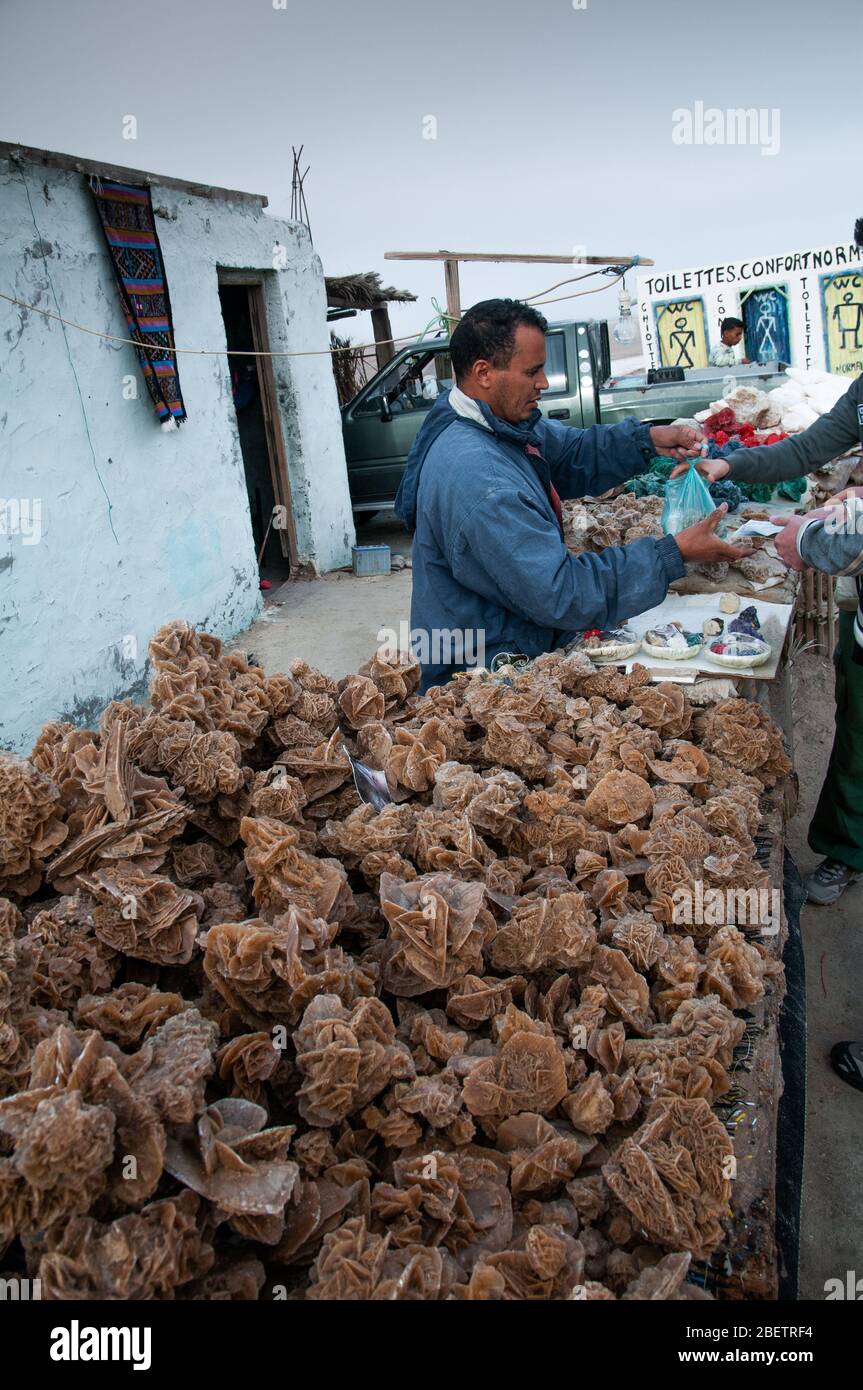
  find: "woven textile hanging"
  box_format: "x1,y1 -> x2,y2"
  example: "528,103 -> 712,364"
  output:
89,177 -> 187,423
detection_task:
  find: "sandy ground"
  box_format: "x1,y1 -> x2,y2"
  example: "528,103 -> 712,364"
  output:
229,522 -> 862,1298
227,513 -> 412,679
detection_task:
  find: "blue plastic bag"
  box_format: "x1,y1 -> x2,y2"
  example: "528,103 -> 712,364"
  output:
661,459 -> 720,536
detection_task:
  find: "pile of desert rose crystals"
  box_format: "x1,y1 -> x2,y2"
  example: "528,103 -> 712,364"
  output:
0,621 -> 789,1300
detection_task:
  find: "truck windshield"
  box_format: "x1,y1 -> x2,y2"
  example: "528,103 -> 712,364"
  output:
355,348 -> 453,417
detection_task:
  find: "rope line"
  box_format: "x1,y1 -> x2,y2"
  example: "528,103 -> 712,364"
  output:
0,264 -> 625,360
0,289 -> 419,358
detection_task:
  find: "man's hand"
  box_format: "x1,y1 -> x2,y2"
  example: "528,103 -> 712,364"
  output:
767,513 -> 808,572
650,423 -> 704,462
674,505 -> 758,564
669,457 -> 731,483
768,503 -> 851,571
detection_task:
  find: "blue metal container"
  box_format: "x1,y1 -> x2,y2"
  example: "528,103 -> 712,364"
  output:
352,544 -> 391,577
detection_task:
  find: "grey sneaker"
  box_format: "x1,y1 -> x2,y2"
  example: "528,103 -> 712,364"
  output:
804,857 -> 861,905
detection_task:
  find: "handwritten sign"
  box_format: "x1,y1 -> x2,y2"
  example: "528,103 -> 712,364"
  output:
637,241 -> 863,375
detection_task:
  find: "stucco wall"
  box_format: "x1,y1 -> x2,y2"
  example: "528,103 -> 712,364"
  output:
0,155 -> 354,756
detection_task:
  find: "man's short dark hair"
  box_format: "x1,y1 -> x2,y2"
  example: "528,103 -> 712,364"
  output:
854,218 -> 863,248
450,299 -> 549,380
721,316 -> 744,334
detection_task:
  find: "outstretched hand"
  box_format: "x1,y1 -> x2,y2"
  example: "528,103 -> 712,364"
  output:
767,514 -> 807,572
669,457 -> 731,483
674,505 -> 758,565
768,502 -> 851,572
649,423 -> 704,462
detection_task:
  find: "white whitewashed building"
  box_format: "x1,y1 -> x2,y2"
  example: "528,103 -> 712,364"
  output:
0,142 -> 355,754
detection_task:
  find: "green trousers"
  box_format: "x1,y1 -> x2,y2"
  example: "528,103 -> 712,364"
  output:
809,610 -> 863,872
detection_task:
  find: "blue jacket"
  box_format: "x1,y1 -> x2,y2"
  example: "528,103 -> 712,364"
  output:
394,392 -> 686,689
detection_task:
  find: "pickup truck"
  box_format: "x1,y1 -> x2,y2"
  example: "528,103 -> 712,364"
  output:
341,318 -> 788,515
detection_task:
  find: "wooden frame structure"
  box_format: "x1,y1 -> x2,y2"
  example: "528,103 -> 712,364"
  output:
385,249 -> 656,326
217,270 -> 300,569
325,272 -> 417,372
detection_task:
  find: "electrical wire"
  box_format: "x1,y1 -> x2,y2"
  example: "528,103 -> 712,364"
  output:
523,267 -> 606,301
529,268 -> 629,308
0,289 -> 422,358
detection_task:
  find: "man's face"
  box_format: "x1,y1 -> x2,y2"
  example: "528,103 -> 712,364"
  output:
723,326 -> 744,347
477,325 -> 549,423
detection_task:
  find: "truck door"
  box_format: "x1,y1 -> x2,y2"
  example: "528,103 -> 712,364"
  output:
342,345 -> 453,509
537,326 -> 586,428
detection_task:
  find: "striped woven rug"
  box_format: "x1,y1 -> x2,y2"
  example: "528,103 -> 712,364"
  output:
90,176 -> 187,424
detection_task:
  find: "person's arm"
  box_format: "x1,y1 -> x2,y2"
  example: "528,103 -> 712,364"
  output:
725,377 -> 862,485
448,485 -> 682,631
446,486 -> 753,634
450,495 -> 754,633
796,499 -> 863,576
537,416 -> 654,499
538,417 -> 702,499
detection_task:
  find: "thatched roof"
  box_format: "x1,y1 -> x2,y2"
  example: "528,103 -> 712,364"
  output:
325,271 -> 416,310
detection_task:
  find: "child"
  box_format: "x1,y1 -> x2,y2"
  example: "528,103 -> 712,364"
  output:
709,316 -> 751,367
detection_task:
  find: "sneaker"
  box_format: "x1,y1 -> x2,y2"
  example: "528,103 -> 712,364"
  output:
831,1041 -> 863,1093
804,857 -> 861,905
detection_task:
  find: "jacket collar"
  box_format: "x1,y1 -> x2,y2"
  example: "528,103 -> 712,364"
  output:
449,388 -> 545,449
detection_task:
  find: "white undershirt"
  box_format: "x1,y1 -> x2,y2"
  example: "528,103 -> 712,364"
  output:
448,383 -> 491,430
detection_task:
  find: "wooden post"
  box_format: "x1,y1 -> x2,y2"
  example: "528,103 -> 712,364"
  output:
827,573 -> 837,653
804,570 -> 815,645
370,305 -> 395,371
385,250 -> 656,266
243,278 -> 300,569
443,257 -> 461,327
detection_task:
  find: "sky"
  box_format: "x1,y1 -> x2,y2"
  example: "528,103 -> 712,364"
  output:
1,0 -> 860,343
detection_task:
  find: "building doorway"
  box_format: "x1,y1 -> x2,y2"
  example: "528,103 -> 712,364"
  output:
218,276 -> 298,584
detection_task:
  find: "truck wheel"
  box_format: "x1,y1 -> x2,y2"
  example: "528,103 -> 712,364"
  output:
353,510 -> 379,528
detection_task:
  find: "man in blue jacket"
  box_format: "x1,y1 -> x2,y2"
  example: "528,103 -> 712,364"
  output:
394,298 -> 751,689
